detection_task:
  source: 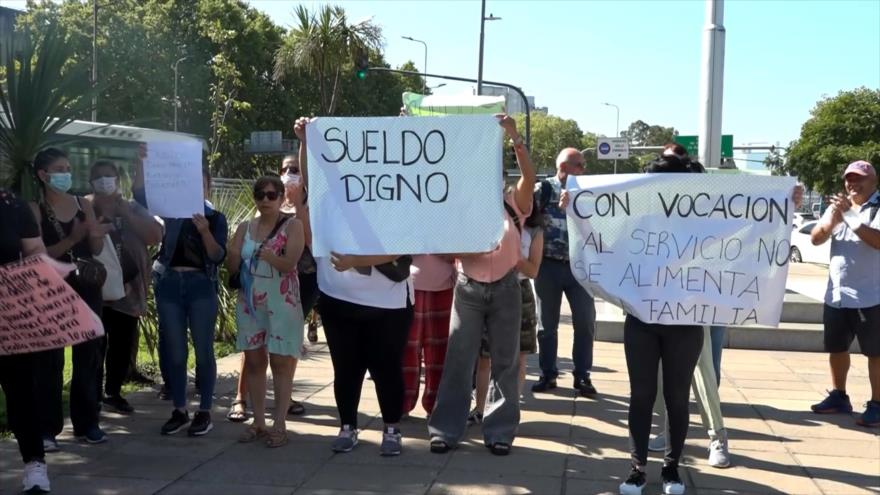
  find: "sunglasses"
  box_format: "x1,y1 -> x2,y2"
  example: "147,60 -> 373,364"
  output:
254,190 -> 281,201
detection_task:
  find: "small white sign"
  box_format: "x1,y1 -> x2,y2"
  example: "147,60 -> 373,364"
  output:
597,137 -> 629,160
143,141 -> 205,218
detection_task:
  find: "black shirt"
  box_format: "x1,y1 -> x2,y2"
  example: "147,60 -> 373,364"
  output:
169,219 -> 207,269
38,198 -> 90,264
0,189 -> 40,265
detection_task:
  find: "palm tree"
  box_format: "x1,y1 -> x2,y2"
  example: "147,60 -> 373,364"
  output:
0,22 -> 99,199
274,5 -> 382,115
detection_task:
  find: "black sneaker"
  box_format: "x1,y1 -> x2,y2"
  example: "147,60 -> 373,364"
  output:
575,377 -> 598,397
158,384 -> 171,401
161,410 -> 190,435
661,463 -> 685,495
103,395 -> 134,414
188,411 -> 213,437
619,466 -> 647,495
531,376 -> 557,393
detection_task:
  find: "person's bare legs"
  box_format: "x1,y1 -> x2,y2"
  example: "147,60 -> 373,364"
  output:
270,354 -> 296,431
518,353 -> 528,396
869,356 -> 880,402
475,356 -> 491,413
288,357 -> 299,406
830,352 -> 850,392
232,354 -> 248,414
244,349 -> 269,429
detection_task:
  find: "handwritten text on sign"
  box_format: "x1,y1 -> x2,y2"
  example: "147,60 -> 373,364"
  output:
0,256 -> 105,355
144,141 -> 204,218
306,115 -> 504,256
566,173 -> 796,327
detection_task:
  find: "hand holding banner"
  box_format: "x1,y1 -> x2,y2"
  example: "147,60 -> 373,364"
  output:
566,173 -> 796,327
0,255 -> 105,355
306,115 -> 504,256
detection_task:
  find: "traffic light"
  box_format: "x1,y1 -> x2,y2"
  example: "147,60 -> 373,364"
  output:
355,53 -> 369,80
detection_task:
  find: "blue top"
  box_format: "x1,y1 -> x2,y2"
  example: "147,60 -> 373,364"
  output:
133,187 -> 228,282
534,176 -> 570,261
824,191 -> 880,308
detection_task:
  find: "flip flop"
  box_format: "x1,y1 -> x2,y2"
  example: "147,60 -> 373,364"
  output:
287,400 -> 306,416
226,399 -> 249,423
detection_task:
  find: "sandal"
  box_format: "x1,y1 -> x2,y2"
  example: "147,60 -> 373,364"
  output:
488,442 -> 511,456
226,399 -> 249,423
287,400 -> 306,416
238,425 -> 268,443
265,428 -> 288,448
430,439 -> 451,454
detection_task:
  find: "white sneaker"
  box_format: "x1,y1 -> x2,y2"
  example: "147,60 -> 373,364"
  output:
22,461 -> 50,493
648,432 -> 667,452
708,431 -> 731,468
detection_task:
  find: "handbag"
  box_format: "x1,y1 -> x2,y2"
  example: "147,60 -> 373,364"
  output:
375,255 -> 413,283
227,215 -> 290,290
43,198 -> 108,290
96,234 -> 126,301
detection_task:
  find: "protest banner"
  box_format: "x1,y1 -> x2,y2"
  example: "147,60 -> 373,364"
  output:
306,115 -> 505,256
0,255 -> 104,355
143,140 -> 204,218
566,173 -> 797,327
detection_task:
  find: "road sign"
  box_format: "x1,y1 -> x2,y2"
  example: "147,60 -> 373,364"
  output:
674,134 -> 733,158
597,137 -> 629,160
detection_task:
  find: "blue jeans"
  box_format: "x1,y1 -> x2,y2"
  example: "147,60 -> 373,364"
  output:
535,258 -> 596,381
155,270 -> 219,411
710,326 -> 725,386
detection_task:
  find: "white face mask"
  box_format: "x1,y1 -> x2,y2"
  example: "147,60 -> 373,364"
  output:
92,176 -> 117,195
281,173 -> 302,187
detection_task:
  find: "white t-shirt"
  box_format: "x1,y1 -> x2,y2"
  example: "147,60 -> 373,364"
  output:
317,257 -> 414,309
518,229 -> 532,280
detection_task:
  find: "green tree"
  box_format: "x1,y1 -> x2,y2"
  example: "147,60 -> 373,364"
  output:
620,119 -> 677,146
0,21 -> 99,197
273,4 -> 382,115
515,112 -> 583,173
783,87 -> 880,194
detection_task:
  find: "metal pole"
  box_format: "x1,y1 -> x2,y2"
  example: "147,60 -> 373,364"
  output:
477,0 -> 486,95
603,102 -> 620,174
698,0 -> 726,168
91,0 -> 97,122
172,56 -> 187,132
401,37 -> 428,93
368,67 -> 530,150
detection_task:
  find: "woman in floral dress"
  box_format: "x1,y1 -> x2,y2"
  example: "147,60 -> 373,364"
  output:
227,175 -> 305,447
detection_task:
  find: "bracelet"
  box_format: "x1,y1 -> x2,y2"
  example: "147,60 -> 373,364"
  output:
842,209 -> 863,230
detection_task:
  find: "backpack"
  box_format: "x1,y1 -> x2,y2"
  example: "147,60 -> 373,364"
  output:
537,179 -> 554,213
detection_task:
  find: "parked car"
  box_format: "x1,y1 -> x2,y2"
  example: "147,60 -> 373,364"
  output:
792,212 -> 816,228
790,221 -> 830,264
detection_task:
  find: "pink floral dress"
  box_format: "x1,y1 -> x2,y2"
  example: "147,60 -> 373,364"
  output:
235,219 -> 304,357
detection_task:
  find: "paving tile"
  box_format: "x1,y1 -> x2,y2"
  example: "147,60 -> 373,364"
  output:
685,451 -> 822,495
428,470 -> 561,495
299,464 -> 437,492
183,458 -> 321,487
43,475 -> 169,495
441,439 -> 567,476
160,480 -> 294,495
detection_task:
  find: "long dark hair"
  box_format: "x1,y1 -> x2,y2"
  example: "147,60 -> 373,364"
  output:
644,143 -> 704,174
524,196 -> 544,229
32,147 -> 69,191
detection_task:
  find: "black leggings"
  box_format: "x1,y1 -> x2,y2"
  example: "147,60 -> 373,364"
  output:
319,293 -> 413,428
99,308 -> 140,398
624,315 -> 703,467
0,353 -> 43,463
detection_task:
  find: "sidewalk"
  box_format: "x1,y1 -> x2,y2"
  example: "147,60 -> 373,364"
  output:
2,308 -> 878,494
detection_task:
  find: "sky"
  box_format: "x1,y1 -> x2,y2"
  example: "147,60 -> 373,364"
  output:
3,0 -> 879,146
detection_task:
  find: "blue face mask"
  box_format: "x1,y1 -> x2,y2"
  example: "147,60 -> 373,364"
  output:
47,172 -> 72,193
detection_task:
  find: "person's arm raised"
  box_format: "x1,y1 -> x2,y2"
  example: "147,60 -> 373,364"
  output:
294,117 -> 310,189
497,115 -> 536,213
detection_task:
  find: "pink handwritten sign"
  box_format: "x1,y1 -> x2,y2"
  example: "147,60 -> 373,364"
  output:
0,255 -> 105,355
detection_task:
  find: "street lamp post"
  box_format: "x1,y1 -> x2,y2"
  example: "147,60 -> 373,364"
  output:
602,102 -> 620,174
172,56 -> 188,132
401,36 -> 428,94
91,0 -> 98,122
476,0 -> 501,95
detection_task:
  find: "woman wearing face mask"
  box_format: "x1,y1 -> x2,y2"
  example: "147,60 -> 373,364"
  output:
227,176 -> 305,447
226,156 -> 316,423
28,147 -> 111,449
87,160 -> 163,415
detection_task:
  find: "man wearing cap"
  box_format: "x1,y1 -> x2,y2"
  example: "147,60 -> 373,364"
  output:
810,160 -> 880,427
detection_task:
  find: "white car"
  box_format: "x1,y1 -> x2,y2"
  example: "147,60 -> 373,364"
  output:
789,221 -> 830,264
792,212 -> 816,228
